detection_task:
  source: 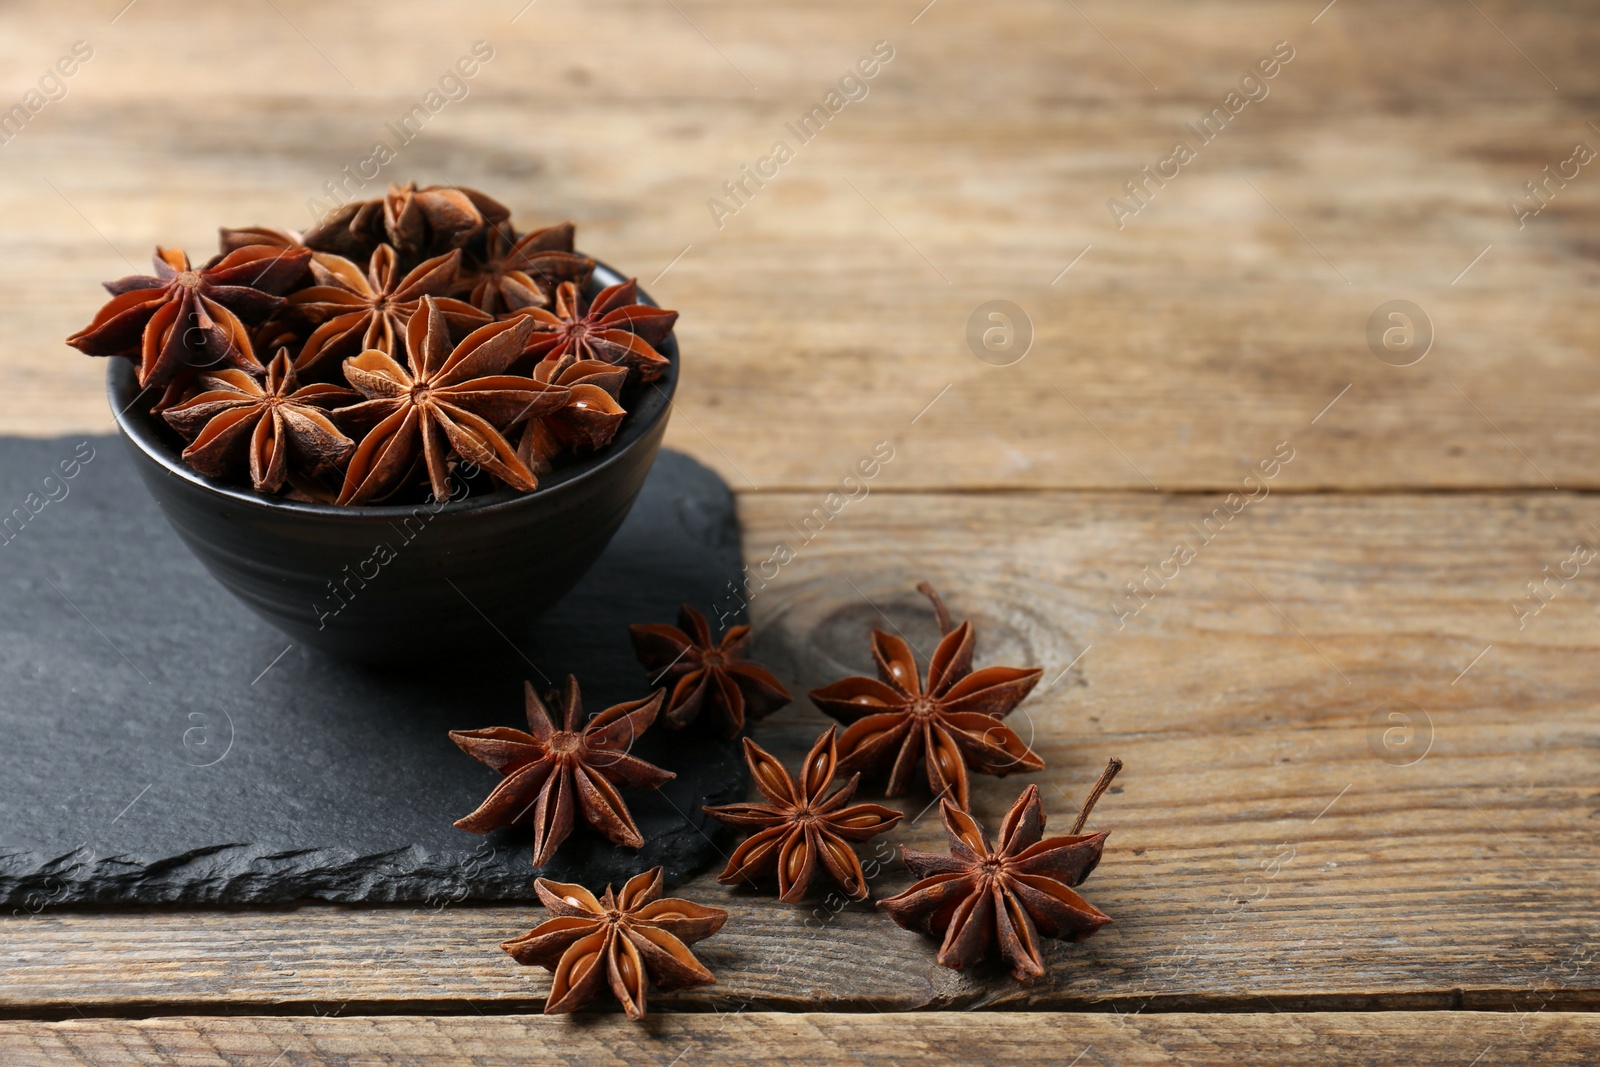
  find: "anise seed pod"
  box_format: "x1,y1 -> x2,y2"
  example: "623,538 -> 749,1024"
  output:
809,582 -> 1044,810
703,727 -> 902,902
501,867 -> 726,1019
880,758 -> 1123,983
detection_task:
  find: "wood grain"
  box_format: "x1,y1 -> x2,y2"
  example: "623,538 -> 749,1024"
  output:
3,491 -> 1595,1015
2,1012 -> 1595,1066
1,0 -> 1597,489
4,0 -> 1599,1048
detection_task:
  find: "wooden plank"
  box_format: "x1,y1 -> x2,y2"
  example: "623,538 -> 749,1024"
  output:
3,491 -> 1596,1013
1,0 -> 1597,488
1,1012 -> 1595,1066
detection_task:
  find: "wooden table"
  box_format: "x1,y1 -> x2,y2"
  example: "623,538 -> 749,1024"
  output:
3,0 -> 1597,1062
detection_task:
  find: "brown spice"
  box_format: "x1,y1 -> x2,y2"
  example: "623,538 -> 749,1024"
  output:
516,279 -> 676,382
66,245 -> 310,389
808,582 -> 1044,810
334,297 -> 566,504
628,604 -> 792,737
703,726 -> 903,902
879,759 -> 1122,982
287,245 -> 489,374
501,867 -> 726,1019
449,676 -> 675,867
162,348 -> 355,493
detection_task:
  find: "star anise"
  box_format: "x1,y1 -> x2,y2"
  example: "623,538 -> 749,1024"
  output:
66,245 -> 310,389
880,760 -> 1122,982
515,279 -> 677,382
464,221 -> 595,314
808,582 -> 1044,811
450,677 -> 676,867
301,200 -> 385,260
335,296 -> 568,504
502,867 -> 726,1019
300,184 -> 510,261
514,359 -> 630,475
628,604 -> 792,736
287,245 -> 490,374
162,348 -> 356,493
218,225 -> 304,254
704,726 -> 903,902
385,181 -> 508,259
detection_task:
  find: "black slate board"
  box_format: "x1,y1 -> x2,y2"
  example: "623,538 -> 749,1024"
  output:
0,436 -> 747,906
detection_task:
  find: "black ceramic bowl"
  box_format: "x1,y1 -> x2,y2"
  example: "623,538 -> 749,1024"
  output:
109,261 -> 676,662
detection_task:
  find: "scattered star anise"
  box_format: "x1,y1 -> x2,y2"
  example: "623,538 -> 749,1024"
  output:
704,726 -> 903,902
628,604 -> 792,736
465,221 -> 595,314
288,245 -> 490,373
880,760 -> 1122,982
66,245 -> 310,389
516,279 -> 677,382
502,867 -> 726,1019
450,676 -> 676,867
162,348 -> 355,493
809,582 -> 1044,810
335,296 -> 567,504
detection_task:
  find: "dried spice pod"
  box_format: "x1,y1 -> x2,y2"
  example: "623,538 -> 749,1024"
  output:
218,225 -> 304,254
502,867 -> 726,1019
70,185 -> 678,504
66,245 -> 310,389
464,221 -> 595,314
809,582 -> 1043,810
628,604 -> 792,737
513,358 -> 630,475
301,199 -> 386,260
879,759 -> 1122,983
516,279 -> 677,382
288,245 -> 490,374
162,348 -> 356,494
449,676 -> 675,867
383,181 -> 507,259
704,727 -> 903,903
334,297 -> 567,504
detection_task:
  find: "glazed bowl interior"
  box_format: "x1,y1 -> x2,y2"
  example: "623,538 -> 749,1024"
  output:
108,259 -> 678,662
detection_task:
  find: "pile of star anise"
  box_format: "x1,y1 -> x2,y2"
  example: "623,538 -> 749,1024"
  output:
451,583 -> 1125,1018
65,182 -> 676,505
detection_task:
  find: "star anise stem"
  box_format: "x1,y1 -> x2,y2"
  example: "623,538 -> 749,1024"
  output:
916,581 -> 955,636
1071,757 -> 1122,835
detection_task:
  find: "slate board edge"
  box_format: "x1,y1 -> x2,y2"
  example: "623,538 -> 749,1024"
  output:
0,800 -> 744,908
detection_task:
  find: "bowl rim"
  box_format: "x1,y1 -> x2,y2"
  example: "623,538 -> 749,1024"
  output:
107,258 -> 677,520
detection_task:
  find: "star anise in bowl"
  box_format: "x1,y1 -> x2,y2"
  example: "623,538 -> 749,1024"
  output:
71,182 -> 675,507
83,183 -> 684,659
